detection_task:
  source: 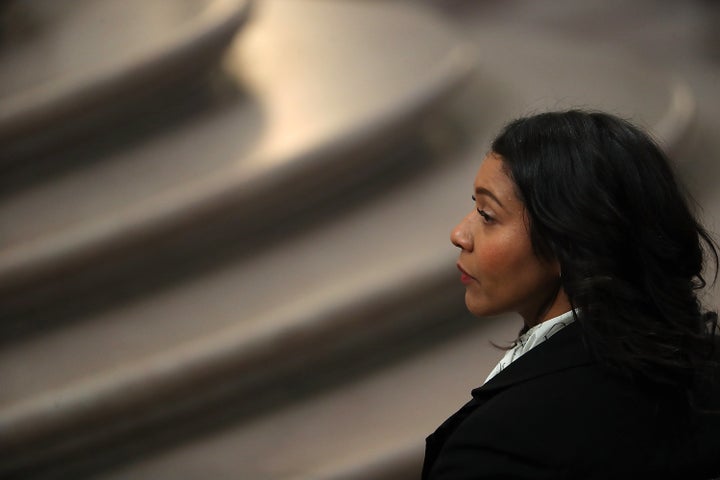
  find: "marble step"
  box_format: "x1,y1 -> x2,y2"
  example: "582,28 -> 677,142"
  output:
95,315 -> 521,480
0,0 -> 474,319
0,124 -> 494,476
0,0 -> 252,169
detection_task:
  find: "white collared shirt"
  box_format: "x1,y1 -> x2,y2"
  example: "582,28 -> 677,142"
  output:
483,310 -> 576,384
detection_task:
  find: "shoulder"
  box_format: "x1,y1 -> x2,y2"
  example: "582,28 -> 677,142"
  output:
439,361 -> 720,478
427,326 -> 720,479
459,364 -> 658,461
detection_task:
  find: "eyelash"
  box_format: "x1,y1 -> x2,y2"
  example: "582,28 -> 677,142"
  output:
471,195 -> 494,223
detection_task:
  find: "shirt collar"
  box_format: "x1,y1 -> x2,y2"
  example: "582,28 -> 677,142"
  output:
483,310 -> 577,385
474,314 -> 591,397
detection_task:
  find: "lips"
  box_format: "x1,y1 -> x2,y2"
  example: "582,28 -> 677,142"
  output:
457,263 -> 475,285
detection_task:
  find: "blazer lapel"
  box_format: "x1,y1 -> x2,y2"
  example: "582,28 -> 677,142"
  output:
472,321 -> 592,399
422,322 -> 593,479
422,395 -> 484,478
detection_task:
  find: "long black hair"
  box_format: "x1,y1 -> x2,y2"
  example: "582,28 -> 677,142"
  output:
491,110 -> 718,393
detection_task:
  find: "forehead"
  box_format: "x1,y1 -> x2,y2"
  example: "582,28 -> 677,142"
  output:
474,153 -> 522,208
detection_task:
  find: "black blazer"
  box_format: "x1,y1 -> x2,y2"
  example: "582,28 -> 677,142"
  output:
422,322 -> 720,479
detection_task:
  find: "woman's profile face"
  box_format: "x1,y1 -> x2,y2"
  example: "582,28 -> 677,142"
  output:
451,153 -> 568,324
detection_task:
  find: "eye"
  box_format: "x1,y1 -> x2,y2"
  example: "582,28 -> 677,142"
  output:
477,209 -> 494,223
472,195 -> 494,223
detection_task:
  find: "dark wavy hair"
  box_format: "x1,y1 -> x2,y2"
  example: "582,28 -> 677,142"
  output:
491,110 -> 718,393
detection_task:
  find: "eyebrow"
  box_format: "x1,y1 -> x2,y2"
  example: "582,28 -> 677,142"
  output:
474,186 -> 504,208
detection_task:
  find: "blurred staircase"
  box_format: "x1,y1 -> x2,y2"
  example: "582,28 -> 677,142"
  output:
0,1 -> 697,478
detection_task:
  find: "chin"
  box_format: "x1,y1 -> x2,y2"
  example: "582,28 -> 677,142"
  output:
464,297 -> 504,318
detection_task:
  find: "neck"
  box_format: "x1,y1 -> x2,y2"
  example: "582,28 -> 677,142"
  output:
523,287 -> 572,327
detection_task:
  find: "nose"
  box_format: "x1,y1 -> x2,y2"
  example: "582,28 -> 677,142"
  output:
450,213 -> 473,251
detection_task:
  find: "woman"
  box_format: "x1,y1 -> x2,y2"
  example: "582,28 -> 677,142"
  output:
422,110 -> 720,479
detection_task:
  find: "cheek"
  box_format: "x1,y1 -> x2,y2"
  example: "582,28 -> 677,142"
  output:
474,231 -> 529,275
475,246 -> 508,274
